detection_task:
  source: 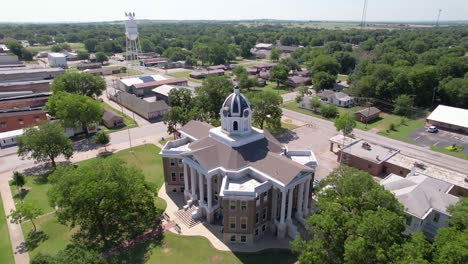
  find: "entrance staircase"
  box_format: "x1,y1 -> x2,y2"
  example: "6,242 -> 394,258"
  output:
174,204 -> 201,228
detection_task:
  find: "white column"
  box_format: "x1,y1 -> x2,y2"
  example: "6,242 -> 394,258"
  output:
279,190 -> 287,224
303,179 -> 311,215
190,167 -> 196,198
296,183 -> 304,218
198,171 -> 204,206
271,188 -> 278,221
183,163 -> 189,193
287,187 -> 294,221
207,176 -> 212,209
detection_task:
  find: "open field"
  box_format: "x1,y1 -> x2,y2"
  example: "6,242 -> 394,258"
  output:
113,68 -> 143,77
167,71 -> 202,83
252,82 -> 293,95
15,144 -> 294,262
27,42 -> 85,53
0,198 -> 14,264
377,119 -> 425,143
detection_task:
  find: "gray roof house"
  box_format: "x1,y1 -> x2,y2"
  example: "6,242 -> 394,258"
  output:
381,172 -> 459,241
317,90 -> 354,108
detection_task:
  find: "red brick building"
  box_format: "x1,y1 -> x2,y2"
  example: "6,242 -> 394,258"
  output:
0,109 -> 47,133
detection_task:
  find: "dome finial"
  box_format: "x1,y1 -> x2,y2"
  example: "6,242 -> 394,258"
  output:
234,85 -> 240,95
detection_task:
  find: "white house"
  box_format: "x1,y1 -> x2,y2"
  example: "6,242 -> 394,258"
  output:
48,53 -> 67,68
317,90 -> 354,108
381,172 -> 459,241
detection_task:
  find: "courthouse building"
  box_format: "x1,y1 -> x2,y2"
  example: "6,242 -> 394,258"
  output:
160,86 -> 318,244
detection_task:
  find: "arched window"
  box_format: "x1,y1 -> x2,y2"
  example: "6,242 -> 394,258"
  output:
233,121 -> 238,131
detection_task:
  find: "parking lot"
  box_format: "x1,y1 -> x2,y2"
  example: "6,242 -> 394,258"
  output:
407,128 -> 468,155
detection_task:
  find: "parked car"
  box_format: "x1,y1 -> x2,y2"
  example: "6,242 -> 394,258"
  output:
426,126 -> 438,133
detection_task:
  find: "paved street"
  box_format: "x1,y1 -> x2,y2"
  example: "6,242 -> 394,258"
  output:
282,108 -> 468,174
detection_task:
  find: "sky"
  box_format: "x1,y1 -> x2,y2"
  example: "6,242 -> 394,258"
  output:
1,0 -> 467,23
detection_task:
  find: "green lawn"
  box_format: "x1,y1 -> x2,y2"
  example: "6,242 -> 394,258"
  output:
10,173 -> 54,214
28,42 -> 85,53
252,82 -> 293,95
118,232 -> 295,264
337,74 -> 349,81
0,198 -> 14,264
167,71 -> 202,83
17,144 -> 295,262
430,146 -> 468,161
377,118 -> 425,143
100,102 -> 138,132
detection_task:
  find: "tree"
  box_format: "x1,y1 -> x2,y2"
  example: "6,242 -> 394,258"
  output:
94,52 -> 108,64
48,158 -> 159,249
270,64 -> 288,88
140,39 -> 155,53
313,71 -> 336,91
249,91 -> 282,129
50,72 -> 106,97
17,122 -> 73,168
240,41 -> 252,58
12,171 -> 26,193
196,76 -> 233,121
163,47 -> 190,62
310,55 -> 340,75
226,43 -> 239,62
270,48 -> 281,62
21,48 -> 34,61
439,77 -> 468,108
334,112 -> 357,136
84,39 -> 98,52
92,131 -> 110,151
310,97 -> 321,112
46,92 -> 103,129
292,166 -> 407,263
320,104 -> 338,118
7,41 -> 23,58
163,106 -> 189,137
279,57 -> 301,72
393,94 -> 413,117
51,45 -> 62,52
9,202 -> 42,232
333,51 -> 356,74
432,198 -> 468,264
77,50 -> 89,60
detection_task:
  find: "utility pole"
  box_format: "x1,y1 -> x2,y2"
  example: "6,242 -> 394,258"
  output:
436,9 -> 442,27
360,0 -> 369,28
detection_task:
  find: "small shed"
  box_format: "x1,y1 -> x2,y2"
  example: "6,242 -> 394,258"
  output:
101,109 -> 124,129
354,107 -> 381,123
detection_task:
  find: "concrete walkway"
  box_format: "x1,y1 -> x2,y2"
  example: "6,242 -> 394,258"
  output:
158,185 -> 292,253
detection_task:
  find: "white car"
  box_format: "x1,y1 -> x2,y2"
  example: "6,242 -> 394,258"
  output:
426,126 -> 438,133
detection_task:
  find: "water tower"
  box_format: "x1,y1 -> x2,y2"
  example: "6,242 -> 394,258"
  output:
124,12 -> 142,62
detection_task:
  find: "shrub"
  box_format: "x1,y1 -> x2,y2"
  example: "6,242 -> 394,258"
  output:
295,94 -> 304,103
320,104 -> 339,119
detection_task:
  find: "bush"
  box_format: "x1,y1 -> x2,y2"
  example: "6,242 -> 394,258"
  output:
295,94 -> 304,103
320,104 -> 339,119
388,123 -> 396,131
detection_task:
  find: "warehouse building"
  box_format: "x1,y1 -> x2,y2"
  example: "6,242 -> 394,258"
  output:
426,105 -> 468,134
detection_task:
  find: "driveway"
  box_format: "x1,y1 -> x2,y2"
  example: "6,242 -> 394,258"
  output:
408,128 -> 468,154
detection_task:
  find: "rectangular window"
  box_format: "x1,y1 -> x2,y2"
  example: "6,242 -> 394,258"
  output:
179,173 -> 184,182
18,119 -> 24,125
0,122 -> 6,128
262,224 -> 266,232
240,236 -> 246,243
229,217 -> 236,230
230,235 -> 236,242
255,212 -> 259,224
263,192 -> 268,203
262,207 -> 267,220
170,158 -> 175,166
178,159 -> 183,166
230,200 -> 236,211
433,212 -> 440,223
240,217 -> 247,230
255,229 -> 259,236
171,173 -> 176,182
241,201 -> 247,211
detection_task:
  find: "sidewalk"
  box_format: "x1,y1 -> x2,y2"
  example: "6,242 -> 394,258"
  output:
0,171 -> 29,264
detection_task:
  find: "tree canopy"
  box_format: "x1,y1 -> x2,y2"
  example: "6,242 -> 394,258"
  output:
46,92 -> 103,129
48,158 -> 160,249
50,72 -> 106,97
334,112 -> 357,135
249,90 -> 282,130
17,122 -> 73,168
270,64 -> 289,88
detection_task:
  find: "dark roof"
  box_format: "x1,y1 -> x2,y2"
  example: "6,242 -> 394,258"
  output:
132,78 -> 188,89
102,109 -> 123,122
179,120 -> 214,140
287,76 -> 311,84
355,107 -> 381,117
222,88 -> 251,118
317,90 -> 335,98
187,133 -> 312,185
206,65 -> 227,71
